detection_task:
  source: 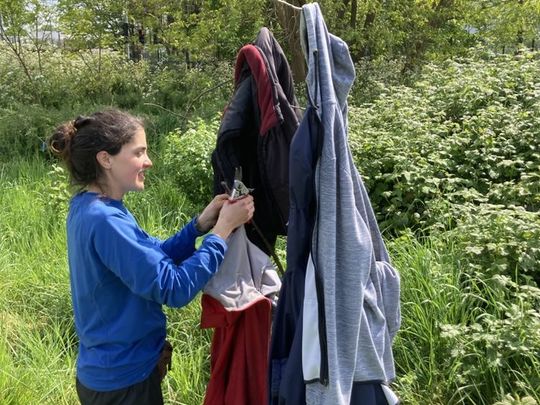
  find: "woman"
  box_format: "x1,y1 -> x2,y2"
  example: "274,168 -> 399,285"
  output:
49,109 -> 254,404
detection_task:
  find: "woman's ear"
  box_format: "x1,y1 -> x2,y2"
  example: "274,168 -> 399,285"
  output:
96,151 -> 112,170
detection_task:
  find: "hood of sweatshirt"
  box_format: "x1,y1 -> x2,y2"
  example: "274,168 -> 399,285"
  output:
300,2 -> 355,113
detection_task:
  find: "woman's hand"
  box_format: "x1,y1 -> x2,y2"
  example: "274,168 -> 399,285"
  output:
196,194 -> 230,233
212,195 -> 254,240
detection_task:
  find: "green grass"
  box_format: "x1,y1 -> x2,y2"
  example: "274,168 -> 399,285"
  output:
1,157 -> 539,404
0,158 -> 76,404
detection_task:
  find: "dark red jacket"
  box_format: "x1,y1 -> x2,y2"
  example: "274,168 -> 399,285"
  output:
201,294 -> 272,405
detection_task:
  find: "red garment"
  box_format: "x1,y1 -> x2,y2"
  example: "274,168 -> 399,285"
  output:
201,294 -> 272,405
234,44 -> 279,135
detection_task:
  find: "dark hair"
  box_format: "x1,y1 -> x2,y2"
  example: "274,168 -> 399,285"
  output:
49,109 -> 143,187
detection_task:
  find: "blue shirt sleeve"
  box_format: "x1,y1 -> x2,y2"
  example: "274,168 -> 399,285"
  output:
92,211 -> 226,308
145,218 -> 203,263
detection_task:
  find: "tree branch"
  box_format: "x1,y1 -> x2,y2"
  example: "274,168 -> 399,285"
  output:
0,21 -> 34,85
275,0 -> 302,11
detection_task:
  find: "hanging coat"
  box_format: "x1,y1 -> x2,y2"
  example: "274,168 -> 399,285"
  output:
211,28 -> 300,254
268,105 -> 322,405
270,3 -> 401,405
206,27 -> 298,405
201,226 -> 281,405
300,4 -> 401,405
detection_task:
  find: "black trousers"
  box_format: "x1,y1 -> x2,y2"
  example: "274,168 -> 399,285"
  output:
76,366 -> 163,405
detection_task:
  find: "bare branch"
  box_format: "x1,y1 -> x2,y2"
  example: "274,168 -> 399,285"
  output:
275,0 -> 301,11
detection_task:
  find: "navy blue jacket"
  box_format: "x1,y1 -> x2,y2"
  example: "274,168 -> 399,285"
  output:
269,105 -> 321,404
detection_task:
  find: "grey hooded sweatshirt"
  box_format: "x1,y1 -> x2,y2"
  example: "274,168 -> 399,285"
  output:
300,4 -> 401,404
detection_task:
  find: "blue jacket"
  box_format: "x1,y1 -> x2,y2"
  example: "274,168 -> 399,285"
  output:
270,3 -> 401,404
67,191 -> 227,391
269,105 -> 322,404
301,4 -> 401,404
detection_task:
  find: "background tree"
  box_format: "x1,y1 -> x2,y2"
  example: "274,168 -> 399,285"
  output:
469,0 -> 540,52
0,0 -> 57,103
57,0 -> 124,73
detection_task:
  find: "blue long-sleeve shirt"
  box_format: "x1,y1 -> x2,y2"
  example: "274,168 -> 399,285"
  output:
67,191 -> 227,391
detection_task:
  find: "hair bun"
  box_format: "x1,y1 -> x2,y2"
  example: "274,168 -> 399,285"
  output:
48,120 -> 77,156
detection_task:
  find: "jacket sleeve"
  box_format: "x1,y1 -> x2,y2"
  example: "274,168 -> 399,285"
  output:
92,211 -> 226,308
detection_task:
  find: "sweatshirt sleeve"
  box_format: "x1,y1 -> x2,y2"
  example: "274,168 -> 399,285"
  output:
92,211 -> 226,308
146,218 -> 203,263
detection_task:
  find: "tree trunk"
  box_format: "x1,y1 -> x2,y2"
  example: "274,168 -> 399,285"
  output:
272,0 -> 306,82
517,0 -> 524,44
337,0 -> 350,21
360,10 -> 376,58
34,22 -> 43,74
350,0 -> 358,29
98,44 -> 102,75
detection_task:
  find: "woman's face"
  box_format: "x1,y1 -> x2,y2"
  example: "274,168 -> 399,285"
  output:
103,127 -> 152,200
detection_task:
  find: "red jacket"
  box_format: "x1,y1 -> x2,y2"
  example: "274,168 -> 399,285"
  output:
201,294 -> 272,405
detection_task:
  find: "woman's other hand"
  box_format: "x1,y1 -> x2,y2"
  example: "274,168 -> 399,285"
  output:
212,195 -> 254,240
196,194 -> 230,233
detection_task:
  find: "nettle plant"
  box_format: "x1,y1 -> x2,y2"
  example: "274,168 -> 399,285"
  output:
348,49 -> 540,233
433,203 -> 540,286
439,275 -> 540,403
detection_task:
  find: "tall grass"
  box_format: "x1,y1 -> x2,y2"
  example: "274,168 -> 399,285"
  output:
0,159 -> 76,404
390,233 -> 540,404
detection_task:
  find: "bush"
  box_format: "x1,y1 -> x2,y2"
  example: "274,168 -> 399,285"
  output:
430,202 -> 540,286
143,60 -> 232,115
390,232 -> 540,405
0,105 -> 71,158
0,43 -> 232,158
0,43 -> 150,109
438,275 -> 540,404
156,116 -> 220,209
348,49 -> 540,233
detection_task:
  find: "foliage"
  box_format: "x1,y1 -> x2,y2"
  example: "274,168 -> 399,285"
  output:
390,233 -> 540,404
351,56 -> 416,104
0,33 -> 233,113
143,59 -> 233,112
317,0 -> 540,70
0,43 -> 231,157
430,202 -> 540,285
2,0 -> 539,108
157,115 -> 219,210
158,0 -> 267,62
0,0 -> 56,85
57,0 -> 124,54
0,104 -> 70,157
0,41 -> 149,108
468,0 -> 540,51
54,0 -> 268,63
319,0 -> 473,63
349,48 -> 540,233
438,274 -> 540,404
